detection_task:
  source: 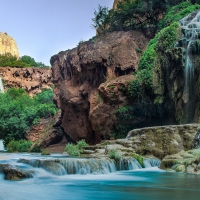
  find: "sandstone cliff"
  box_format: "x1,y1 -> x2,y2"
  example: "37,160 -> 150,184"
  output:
51,31 -> 148,144
0,32 -> 19,58
0,67 -> 52,96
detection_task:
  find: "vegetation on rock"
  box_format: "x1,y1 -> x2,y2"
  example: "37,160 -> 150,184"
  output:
0,88 -> 57,145
108,149 -> 122,161
112,2 -> 200,138
65,140 -> 88,156
92,0 -> 200,37
0,53 -> 50,68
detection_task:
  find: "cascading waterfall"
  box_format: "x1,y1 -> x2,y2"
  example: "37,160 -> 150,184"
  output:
0,140 -> 5,151
178,11 -> 200,103
0,77 -> 4,93
0,77 -> 5,151
17,157 -> 161,176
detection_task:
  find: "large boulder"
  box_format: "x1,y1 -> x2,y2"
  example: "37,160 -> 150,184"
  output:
127,124 -> 199,158
0,164 -> 34,180
50,31 -> 148,144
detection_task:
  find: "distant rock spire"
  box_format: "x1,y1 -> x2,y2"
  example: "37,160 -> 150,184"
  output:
0,32 -> 20,58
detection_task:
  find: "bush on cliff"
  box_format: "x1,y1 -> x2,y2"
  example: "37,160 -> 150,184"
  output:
112,2 -> 200,139
92,0 -> 200,37
0,88 -> 57,145
0,53 -> 50,68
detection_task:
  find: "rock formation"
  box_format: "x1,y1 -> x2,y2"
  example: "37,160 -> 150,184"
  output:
160,149 -> 200,175
51,30 -> 148,144
0,32 -> 19,58
25,110 -> 64,150
0,67 -> 52,96
72,124 -> 199,160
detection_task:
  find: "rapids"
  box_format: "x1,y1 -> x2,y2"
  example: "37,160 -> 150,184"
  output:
0,153 -> 200,200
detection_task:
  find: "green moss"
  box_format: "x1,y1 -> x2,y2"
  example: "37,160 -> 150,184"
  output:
158,2 -> 200,30
41,149 -> 51,155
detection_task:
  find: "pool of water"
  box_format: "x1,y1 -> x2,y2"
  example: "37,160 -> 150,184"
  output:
0,153 -> 200,200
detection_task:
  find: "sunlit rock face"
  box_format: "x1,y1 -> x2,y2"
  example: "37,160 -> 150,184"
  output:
0,67 -> 52,96
0,32 -> 19,58
51,31 -> 148,144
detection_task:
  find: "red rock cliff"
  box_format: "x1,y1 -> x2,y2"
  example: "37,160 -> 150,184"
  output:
51,31 -> 148,144
0,67 -> 52,96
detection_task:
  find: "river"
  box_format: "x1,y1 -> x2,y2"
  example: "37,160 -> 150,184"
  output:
0,153 -> 200,200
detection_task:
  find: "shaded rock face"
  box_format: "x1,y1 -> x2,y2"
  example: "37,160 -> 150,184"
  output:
0,67 -> 52,96
0,32 -> 19,58
51,31 -> 148,144
25,110 -> 64,149
127,124 -> 199,159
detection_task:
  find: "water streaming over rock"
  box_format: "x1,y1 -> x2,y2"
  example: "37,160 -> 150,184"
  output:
0,77 -> 4,93
18,157 -> 161,176
0,140 -> 5,151
178,10 -> 200,103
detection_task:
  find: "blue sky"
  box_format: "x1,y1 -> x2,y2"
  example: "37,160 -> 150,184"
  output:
0,0 -> 113,65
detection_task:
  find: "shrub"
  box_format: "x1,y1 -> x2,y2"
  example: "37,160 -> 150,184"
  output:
77,139 -> 88,153
65,140 -> 89,156
108,149 -> 122,161
65,144 -> 80,156
6,140 -> 32,152
41,149 -> 51,155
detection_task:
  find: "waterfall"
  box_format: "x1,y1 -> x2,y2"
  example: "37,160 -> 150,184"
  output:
179,11 -> 200,103
18,157 -> 161,176
0,140 -> 5,151
0,77 -> 4,93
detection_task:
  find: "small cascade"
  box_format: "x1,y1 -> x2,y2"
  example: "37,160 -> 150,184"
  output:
0,77 -> 4,93
117,158 -> 142,171
143,158 -> 161,168
18,158 -> 117,175
18,157 -> 161,176
0,140 -> 5,151
178,10 -> 200,103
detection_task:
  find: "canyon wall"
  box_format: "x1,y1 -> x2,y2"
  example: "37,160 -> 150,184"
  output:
0,32 -> 19,58
51,31 -> 148,144
0,67 -> 52,96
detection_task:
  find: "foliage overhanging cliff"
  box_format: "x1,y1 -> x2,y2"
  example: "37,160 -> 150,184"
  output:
51,0 -> 200,144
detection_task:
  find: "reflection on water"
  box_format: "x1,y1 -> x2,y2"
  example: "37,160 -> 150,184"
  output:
0,153 -> 200,200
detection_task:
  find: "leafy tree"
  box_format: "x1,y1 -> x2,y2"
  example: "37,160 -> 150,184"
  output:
20,55 -> 37,66
0,88 -> 57,145
92,5 -> 109,34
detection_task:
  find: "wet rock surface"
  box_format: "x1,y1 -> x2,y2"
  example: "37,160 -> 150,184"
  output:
0,164 -> 34,180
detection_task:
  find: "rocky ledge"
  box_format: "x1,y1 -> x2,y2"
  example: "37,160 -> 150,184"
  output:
79,124 -> 199,159
0,67 -> 52,96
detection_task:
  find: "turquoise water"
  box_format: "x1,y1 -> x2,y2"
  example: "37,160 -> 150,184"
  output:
0,153 -> 200,200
